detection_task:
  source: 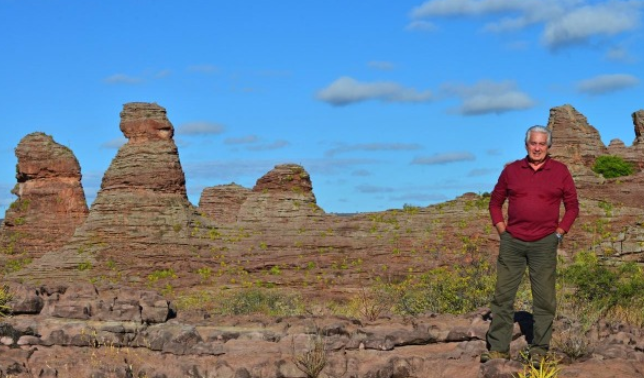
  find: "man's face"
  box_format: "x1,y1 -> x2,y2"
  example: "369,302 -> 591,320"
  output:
526,131 -> 549,163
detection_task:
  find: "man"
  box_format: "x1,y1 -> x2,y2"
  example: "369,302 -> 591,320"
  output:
481,125 -> 579,363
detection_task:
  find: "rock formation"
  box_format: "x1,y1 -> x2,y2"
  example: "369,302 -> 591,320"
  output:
198,183 -> 250,223
237,163 -> 323,223
546,104 -> 607,185
606,109 -> 644,169
631,109 -> 644,145
0,132 -> 88,258
547,104 -> 644,191
10,103 -> 210,283
545,104 -> 644,261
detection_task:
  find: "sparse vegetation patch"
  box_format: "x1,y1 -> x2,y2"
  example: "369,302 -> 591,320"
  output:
592,155 -> 634,178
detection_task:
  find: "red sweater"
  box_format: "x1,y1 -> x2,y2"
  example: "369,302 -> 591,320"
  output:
489,156 -> 579,242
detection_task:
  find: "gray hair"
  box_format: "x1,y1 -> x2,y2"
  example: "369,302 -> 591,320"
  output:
525,125 -> 552,147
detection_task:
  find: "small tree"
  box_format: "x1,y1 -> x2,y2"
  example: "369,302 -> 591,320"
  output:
592,155 -> 633,179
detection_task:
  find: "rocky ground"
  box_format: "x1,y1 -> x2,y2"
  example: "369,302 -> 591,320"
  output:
2,102 -> 644,377
3,283 -> 644,378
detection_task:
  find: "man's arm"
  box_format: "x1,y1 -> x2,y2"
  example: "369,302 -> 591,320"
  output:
489,169 -> 509,235
558,168 -> 580,233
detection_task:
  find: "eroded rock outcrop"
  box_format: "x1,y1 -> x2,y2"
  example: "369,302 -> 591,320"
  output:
198,183 -> 251,223
631,110 -> 644,146
546,104 -> 607,185
548,104 -> 644,179
607,109 -> 644,169
237,164 -> 324,223
545,105 -> 644,261
0,132 -> 88,257
10,103 -> 209,283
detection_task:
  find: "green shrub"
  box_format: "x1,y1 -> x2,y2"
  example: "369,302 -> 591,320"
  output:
559,251 -> 644,324
0,286 -> 12,317
379,257 -> 497,316
220,288 -> 304,316
147,268 -> 178,286
592,155 -> 634,178
3,257 -> 32,273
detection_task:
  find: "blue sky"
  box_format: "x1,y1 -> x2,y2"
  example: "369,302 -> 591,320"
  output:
1,0 -> 642,214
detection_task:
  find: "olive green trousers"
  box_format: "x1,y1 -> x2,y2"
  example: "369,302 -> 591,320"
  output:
486,231 -> 559,354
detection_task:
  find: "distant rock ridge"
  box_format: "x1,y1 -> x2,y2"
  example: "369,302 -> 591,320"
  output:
199,164 -> 322,224
0,132 -> 88,257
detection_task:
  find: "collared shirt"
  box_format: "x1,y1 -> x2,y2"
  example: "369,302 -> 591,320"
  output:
489,156 -> 579,242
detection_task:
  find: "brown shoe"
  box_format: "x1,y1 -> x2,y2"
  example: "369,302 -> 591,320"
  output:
480,351 -> 510,363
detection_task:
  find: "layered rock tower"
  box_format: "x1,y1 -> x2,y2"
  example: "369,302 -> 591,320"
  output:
0,132 -> 88,257
198,183 -> 250,223
11,103 -> 207,282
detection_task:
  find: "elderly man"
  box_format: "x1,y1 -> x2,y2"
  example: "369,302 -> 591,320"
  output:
481,125 -> 579,364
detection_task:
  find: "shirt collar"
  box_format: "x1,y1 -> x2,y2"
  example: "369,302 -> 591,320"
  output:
521,155 -> 551,170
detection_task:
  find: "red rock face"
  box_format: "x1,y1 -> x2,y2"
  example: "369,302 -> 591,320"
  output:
0,132 -> 88,257
633,110 -> 644,145
547,104 -> 608,169
198,183 -> 251,223
237,164 -> 323,223
9,103 -> 204,283
252,163 -> 314,194
547,104 -> 644,186
103,103 -> 186,194
119,102 -> 174,142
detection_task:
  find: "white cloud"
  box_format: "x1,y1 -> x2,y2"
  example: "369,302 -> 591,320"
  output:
468,168 -> 497,177
411,0 -> 533,18
225,135 -> 259,145
176,122 -> 225,135
412,152 -> 475,165
316,76 -> 433,106
100,137 -> 127,149
410,0 -> 642,50
246,140 -> 290,151
442,80 -> 536,115
368,61 -> 396,71
605,46 -> 636,63
405,20 -> 438,32
184,157 -> 379,182
103,74 -> 143,85
155,69 -> 172,78
390,192 -> 447,202
351,169 -> 372,177
576,74 -> 639,95
356,184 -> 394,194
325,143 -> 423,157
542,2 -> 642,49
